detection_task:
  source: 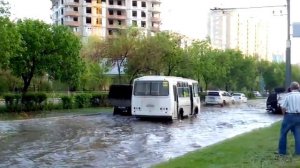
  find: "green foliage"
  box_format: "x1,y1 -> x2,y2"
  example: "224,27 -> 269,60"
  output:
155,122 -> 300,168
21,93 -> 47,111
0,0 -> 10,17
101,27 -> 142,83
3,93 -> 21,112
74,94 -> 92,108
61,96 -> 73,109
90,93 -> 109,107
80,60 -> 110,91
0,17 -> 21,69
8,19 -> 84,93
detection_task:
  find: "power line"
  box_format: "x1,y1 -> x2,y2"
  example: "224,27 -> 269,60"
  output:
210,5 -> 286,11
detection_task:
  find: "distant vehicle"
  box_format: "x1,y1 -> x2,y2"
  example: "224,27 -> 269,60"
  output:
266,87 -> 286,114
108,84 -> 132,116
131,76 -> 201,120
253,91 -> 262,97
204,90 -> 234,106
232,93 -> 248,103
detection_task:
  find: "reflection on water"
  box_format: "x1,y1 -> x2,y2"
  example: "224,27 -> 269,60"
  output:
0,99 -> 282,168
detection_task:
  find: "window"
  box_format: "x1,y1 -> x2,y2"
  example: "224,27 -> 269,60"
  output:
73,17 -> 78,21
109,0 -> 113,5
141,11 -> 146,17
74,7 -> 78,11
208,92 -> 220,96
134,81 -> 169,96
86,0 -> 91,3
117,0 -> 122,5
141,21 -> 146,27
192,83 -> 199,97
61,8 -> 64,15
109,10 -> 113,15
61,0 -> 64,4
132,11 -> 137,17
96,8 -> 101,14
96,18 -> 101,24
141,1 -> 146,7
132,20 -> 137,26
61,18 -> 64,24
132,1 -> 137,6
108,29 -> 113,35
86,17 -> 91,24
86,7 -> 91,14
178,87 -> 190,97
117,10 -> 121,15
74,0 -> 79,2
108,19 -> 113,25
118,20 -> 122,25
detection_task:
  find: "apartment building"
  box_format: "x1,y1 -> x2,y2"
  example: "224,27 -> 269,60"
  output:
50,0 -> 161,38
208,9 -> 271,61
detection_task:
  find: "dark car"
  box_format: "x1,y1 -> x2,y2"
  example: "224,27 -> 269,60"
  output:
108,84 -> 132,116
266,88 -> 286,114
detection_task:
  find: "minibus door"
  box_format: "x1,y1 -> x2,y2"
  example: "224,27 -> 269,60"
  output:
189,85 -> 193,115
173,85 -> 178,118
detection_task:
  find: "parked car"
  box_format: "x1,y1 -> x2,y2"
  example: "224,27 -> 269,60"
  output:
205,90 -> 234,106
232,93 -> 248,103
253,91 -> 262,97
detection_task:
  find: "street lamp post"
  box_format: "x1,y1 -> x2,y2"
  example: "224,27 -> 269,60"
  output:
285,0 -> 291,89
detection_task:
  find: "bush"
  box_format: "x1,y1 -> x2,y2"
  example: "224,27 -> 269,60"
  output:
91,93 -> 109,107
3,94 -> 21,112
61,96 -> 73,109
21,93 -> 47,112
74,94 -> 92,108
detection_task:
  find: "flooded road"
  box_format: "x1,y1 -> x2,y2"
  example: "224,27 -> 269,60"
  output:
0,99 -> 282,168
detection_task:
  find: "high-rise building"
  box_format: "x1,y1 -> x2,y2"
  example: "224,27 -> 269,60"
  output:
208,9 -> 271,61
50,0 -> 161,38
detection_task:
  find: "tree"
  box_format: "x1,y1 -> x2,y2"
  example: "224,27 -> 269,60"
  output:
9,19 -> 84,93
0,0 -> 10,17
102,27 -> 141,83
80,36 -> 110,90
0,17 -> 21,69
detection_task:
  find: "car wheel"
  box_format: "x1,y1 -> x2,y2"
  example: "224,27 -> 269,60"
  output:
113,107 -> 120,115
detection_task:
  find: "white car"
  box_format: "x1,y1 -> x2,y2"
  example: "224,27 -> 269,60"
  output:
232,93 -> 248,103
253,91 -> 262,97
205,90 -> 234,106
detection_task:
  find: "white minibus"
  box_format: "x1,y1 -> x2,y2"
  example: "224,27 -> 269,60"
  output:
131,76 -> 201,120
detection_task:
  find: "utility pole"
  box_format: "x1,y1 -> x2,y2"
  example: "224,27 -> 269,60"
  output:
285,0 -> 291,89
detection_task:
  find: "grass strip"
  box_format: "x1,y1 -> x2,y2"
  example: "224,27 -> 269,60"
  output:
154,122 -> 300,168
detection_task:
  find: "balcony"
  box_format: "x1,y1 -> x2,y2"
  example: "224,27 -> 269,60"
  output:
107,15 -> 127,20
106,5 -> 127,10
149,0 -> 161,4
64,11 -> 79,16
151,17 -> 161,22
149,7 -> 160,13
107,24 -> 127,29
64,1 -> 80,6
64,21 -> 80,27
92,1 -> 101,7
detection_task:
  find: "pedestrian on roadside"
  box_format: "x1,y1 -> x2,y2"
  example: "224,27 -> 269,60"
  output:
278,81 -> 300,155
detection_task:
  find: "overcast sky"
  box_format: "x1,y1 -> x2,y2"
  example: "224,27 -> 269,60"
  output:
8,0 -> 300,63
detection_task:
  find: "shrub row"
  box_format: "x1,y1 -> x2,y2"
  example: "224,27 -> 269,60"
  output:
61,93 -> 109,109
1,93 -> 110,113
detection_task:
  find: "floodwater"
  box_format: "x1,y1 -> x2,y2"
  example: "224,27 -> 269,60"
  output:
0,99 -> 282,168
